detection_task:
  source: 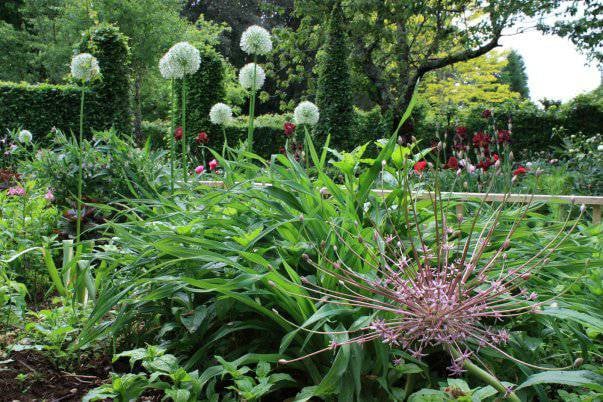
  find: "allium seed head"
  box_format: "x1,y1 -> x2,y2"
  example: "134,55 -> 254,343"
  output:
240,25 -> 273,55
71,53 -> 101,82
293,101 -> 320,126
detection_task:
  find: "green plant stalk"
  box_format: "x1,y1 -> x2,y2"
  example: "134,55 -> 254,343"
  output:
169,79 -> 176,192
222,126 -> 228,157
181,77 -> 188,182
247,56 -> 257,153
76,87 -> 85,244
449,348 -> 520,401
304,125 -> 310,169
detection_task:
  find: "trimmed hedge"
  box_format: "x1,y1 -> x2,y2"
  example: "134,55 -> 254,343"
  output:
0,24 -> 131,140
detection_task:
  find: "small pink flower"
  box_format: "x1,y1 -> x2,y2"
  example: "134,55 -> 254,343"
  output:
44,189 -> 55,201
195,165 -> 205,174
209,159 -> 218,171
7,186 -> 25,197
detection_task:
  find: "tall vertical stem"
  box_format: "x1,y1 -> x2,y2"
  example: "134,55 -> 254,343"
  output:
169,79 -> 176,192
76,87 -> 85,244
181,77 -> 187,182
222,126 -> 228,157
247,57 -> 257,153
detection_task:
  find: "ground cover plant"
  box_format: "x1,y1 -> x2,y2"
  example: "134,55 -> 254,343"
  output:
0,2 -> 602,401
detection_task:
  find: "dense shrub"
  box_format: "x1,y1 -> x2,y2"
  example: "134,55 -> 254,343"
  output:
314,4 -> 353,148
0,24 -> 132,139
78,24 -> 133,135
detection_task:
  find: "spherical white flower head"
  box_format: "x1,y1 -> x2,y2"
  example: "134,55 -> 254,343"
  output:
71,53 -> 100,82
209,103 -> 233,125
294,101 -> 320,126
167,42 -> 201,78
159,52 -> 177,80
18,129 -> 32,143
240,25 -> 273,55
239,63 -> 265,90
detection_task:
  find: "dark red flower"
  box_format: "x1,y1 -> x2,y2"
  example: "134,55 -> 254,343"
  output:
513,166 -> 528,176
497,129 -> 511,144
174,127 -> 183,141
414,160 -> 427,173
453,142 -> 467,152
493,153 -> 499,162
445,156 -> 459,170
455,126 -> 468,139
279,146 -> 286,154
284,122 -> 296,137
482,109 -> 492,118
195,131 -> 209,144
472,131 -> 491,148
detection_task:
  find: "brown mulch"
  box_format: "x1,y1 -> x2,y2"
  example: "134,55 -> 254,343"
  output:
0,350 -> 110,402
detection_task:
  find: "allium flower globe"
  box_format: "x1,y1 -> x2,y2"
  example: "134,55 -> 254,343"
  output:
18,129 -> 33,143
71,53 -> 101,82
239,63 -> 265,90
159,52 -> 177,80
209,103 -> 233,125
240,25 -> 273,55
293,101 -> 320,126
165,42 -> 201,78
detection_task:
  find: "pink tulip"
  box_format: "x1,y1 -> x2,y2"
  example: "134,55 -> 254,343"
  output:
195,165 -> 205,174
209,159 -> 218,171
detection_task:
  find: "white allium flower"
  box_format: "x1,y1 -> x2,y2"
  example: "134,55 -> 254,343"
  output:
165,42 -> 201,78
70,53 -> 100,82
18,129 -> 32,143
294,101 -> 320,126
159,52 -> 177,80
239,63 -> 266,90
240,25 -> 273,55
209,103 -> 233,125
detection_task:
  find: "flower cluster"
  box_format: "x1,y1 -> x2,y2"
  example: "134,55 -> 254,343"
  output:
18,129 -> 32,144
278,198 -> 584,375
239,63 -> 266,90
209,103 -> 233,126
159,42 -> 201,79
7,186 -> 25,197
294,101 -> 320,126
240,25 -> 273,56
71,53 -> 101,82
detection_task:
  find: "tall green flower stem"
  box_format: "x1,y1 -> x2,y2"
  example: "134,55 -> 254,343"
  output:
449,348 -> 520,402
181,77 -> 188,182
222,127 -> 228,157
303,125 -> 310,169
76,87 -> 85,245
246,57 -> 257,153
169,79 -> 176,192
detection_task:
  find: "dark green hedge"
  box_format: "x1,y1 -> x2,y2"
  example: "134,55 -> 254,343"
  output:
0,24 -> 131,139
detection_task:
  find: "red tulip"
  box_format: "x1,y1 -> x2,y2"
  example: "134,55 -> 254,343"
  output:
174,127 -> 183,141
196,131 -> 209,144
513,166 -> 527,176
284,122 -> 296,137
414,160 -> 427,173
209,159 -> 218,171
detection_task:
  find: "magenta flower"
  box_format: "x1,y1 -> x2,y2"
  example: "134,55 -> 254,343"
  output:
195,165 -> 205,174
7,186 -> 25,197
209,159 -> 218,171
44,189 -> 55,201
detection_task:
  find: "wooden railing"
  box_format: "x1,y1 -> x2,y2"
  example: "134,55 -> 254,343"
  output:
199,181 -> 603,225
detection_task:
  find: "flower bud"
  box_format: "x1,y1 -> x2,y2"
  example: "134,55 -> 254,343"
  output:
463,181 -> 468,189
381,160 -> 387,168
509,152 -> 514,161
573,358 -> 584,368
580,204 -> 586,213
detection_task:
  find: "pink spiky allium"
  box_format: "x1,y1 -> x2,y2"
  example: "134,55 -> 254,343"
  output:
276,190 -> 585,376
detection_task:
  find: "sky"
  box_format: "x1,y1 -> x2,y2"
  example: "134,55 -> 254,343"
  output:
500,30 -> 600,103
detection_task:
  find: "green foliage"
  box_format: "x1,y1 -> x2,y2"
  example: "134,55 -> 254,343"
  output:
500,50 -> 530,98
24,129 -> 168,206
0,180 -> 59,299
314,3 -> 354,149
0,24 -> 132,138
78,23 -> 132,135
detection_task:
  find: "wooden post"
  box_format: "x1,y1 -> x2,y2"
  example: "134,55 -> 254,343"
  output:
593,205 -> 601,226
